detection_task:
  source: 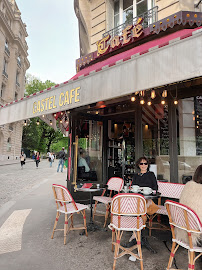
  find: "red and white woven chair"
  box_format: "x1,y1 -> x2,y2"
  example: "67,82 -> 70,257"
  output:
93,177 -> 124,227
51,184 -> 88,244
147,181 -> 185,236
109,193 -> 147,270
165,200 -> 202,270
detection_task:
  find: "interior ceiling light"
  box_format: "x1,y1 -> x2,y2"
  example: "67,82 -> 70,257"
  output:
96,101 -> 106,108
151,90 -> 156,99
140,90 -> 145,97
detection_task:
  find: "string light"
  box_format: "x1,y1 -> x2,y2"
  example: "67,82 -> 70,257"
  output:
140,97 -> 145,105
42,114 -> 45,118
36,119 -> 40,125
61,112 -> 63,115
174,98 -> 178,105
162,90 -> 167,98
24,120 -> 27,126
151,90 -> 156,99
50,120 -> 53,126
147,98 -> 152,106
131,96 -> 136,102
54,113 -> 57,117
60,119 -> 62,123
161,98 -> 165,105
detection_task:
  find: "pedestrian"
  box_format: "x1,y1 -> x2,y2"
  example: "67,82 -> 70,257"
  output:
35,151 -> 40,168
20,151 -> 26,169
49,152 -> 54,167
57,147 -> 65,172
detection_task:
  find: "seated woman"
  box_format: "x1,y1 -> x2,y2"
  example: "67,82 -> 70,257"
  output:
132,156 -> 158,191
178,164 -> 202,246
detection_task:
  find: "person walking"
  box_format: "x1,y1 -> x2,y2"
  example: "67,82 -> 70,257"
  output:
49,152 -> 54,167
20,151 -> 26,169
57,147 -> 65,173
35,151 -> 40,168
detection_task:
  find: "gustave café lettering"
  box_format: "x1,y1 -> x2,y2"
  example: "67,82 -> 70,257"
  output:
32,87 -> 80,114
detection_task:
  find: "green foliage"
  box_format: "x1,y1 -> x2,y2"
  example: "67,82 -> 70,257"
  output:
22,74 -> 65,153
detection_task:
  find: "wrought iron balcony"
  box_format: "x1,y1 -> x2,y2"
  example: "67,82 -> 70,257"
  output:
2,70 -> 8,78
16,81 -> 20,87
103,6 -> 158,38
5,46 -> 10,56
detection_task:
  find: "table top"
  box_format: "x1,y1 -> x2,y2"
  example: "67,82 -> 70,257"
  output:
121,190 -> 161,200
77,187 -> 102,192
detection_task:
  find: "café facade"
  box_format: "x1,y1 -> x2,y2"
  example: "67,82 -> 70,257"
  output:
0,11 -> 202,193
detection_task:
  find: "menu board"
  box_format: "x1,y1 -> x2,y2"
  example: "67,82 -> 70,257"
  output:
160,105 -> 169,155
195,96 -> 202,155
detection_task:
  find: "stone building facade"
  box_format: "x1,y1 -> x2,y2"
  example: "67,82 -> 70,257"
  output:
0,0 -> 30,161
74,0 -> 201,55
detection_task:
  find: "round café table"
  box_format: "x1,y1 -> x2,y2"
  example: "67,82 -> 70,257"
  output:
77,187 -> 105,232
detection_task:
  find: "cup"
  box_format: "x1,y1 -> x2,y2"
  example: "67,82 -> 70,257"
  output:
123,186 -> 128,192
142,187 -> 152,195
132,185 -> 139,193
97,184 -> 100,189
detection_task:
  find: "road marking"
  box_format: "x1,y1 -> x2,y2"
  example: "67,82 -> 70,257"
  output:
0,209 -> 31,255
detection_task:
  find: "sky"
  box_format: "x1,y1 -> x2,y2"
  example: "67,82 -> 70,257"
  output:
16,0 -> 80,84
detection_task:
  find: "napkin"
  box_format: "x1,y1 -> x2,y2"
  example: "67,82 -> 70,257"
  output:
82,183 -> 93,189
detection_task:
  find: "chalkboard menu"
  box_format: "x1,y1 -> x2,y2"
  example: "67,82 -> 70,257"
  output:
195,96 -> 202,156
160,105 -> 169,155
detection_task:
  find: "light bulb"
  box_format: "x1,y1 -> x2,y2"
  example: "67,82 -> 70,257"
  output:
131,96 -> 136,102
151,90 -> 156,99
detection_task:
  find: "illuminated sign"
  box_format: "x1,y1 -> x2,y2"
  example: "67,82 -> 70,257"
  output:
32,87 -> 80,114
97,18 -> 143,57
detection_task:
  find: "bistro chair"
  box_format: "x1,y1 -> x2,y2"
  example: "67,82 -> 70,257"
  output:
147,181 -> 185,236
93,177 -> 124,227
109,193 -> 147,270
165,200 -> 202,270
51,184 -> 88,244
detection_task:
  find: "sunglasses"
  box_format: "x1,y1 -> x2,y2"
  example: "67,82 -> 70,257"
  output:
139,162 -> 148,165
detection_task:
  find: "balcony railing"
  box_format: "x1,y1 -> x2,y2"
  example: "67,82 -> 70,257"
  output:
2,70 -> 8,78
5,46 -> 10,56
17,59 -> 21,67
103,6 -> 158,38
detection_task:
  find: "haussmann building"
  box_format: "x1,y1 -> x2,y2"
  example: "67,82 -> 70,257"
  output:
0,0 -> 201,195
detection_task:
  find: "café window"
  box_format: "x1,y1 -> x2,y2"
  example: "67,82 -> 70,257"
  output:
178,97 -> 202,184
3,58 -> 8,78
142,104 -> 171,182
113,0 -> 154,28
77,119 -> 103,182
123,0 -> 133,24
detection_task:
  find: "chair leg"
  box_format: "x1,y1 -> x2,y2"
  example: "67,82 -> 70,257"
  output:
112,229 -> 115,251
51,212 -> 60,239
188,251 -> 195,270
71,214 -> 74,228
149,216 -> 152,237
93,201 -> 98,221
64,214 -> 68,245
113,230 -> 120,270
104,204 -> 110,228
167,242 -> 176,270
137,231 -> 143,270
83,210 -> 88,237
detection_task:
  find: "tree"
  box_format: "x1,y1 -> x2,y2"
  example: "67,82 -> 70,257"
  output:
22,75 -> 64,153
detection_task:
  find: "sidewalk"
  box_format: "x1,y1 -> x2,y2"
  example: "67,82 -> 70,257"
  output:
0,164 -> 201,270
0,158 -> 33,166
